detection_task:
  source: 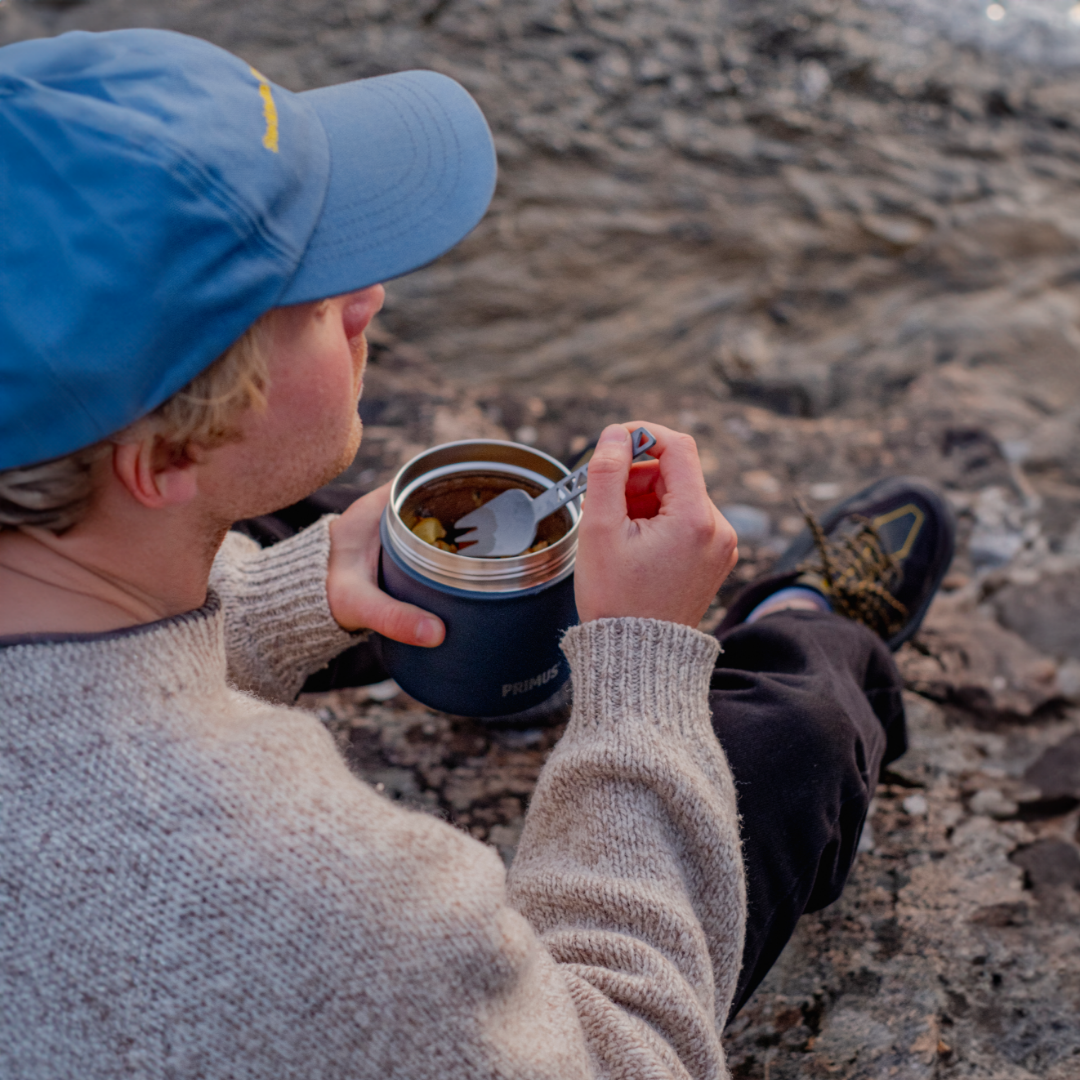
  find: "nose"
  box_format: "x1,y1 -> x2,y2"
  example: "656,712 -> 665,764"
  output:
342,284 -> 385,342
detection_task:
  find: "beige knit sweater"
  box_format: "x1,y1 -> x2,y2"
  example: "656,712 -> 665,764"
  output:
0,519 -> 745,1079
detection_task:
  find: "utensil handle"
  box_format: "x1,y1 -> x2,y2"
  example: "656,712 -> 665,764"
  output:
531,427 -> 657,521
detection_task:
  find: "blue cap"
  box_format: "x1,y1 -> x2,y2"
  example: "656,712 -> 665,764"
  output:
0,29 -> 497,470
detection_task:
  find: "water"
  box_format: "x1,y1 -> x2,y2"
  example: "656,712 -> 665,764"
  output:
868,0 -> 1080,67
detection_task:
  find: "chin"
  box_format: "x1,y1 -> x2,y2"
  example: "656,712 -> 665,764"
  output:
236,421 -> 363,522
316,417 -> 364,489
339,417 -> 363,472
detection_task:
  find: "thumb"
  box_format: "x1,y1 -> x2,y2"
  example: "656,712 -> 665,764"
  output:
339,574 -> 445,647
581,424 -> 632,530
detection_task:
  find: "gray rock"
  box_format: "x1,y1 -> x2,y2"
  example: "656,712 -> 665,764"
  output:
994,570 -> 1080,660
719,503 -> 771,543
968,788 -> 1018,819
724,693 -> 1080,1079
968,525 -> 1024,569
1010,839 -> 1080,891
1023,731 -> 1080,800
897,595 -> 1061,718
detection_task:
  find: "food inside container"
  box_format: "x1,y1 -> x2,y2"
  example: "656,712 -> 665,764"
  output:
399,471 -> 572,556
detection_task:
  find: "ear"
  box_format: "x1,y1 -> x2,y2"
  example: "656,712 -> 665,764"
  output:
111,436 -> 200,510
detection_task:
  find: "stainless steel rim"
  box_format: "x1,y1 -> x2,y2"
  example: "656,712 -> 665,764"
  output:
385,440 -> 580,593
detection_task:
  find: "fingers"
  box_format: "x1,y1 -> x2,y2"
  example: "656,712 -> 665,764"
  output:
582,421 -> 708,527
580,424 -> 633,531
621,422 -> 708,510
329,558 -> 446,646
335,483 -> 390,545
573,419 -> 739,625
625,458 -> 660,496
345,574 -> 445,647
327,485 -> 445,646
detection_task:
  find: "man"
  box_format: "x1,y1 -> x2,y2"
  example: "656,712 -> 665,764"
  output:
0,28 -> 953,1079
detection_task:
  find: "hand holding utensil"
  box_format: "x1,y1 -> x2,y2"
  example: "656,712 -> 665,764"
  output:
453,427 -> 657,558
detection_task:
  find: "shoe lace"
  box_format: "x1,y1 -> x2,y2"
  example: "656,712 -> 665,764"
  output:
794,496 -> 908,639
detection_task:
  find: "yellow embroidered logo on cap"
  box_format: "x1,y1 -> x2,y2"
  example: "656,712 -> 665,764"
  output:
249,67 -> 279,153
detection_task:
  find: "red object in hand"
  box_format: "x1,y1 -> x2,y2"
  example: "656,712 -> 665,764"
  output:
574,423 -> 738,627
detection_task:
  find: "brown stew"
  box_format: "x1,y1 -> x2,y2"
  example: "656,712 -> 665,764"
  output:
399,471 -> 572,555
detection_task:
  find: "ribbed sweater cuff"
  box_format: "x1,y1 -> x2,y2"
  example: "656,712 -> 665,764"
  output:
220,517 -> 358,693
560,618 -> 721,738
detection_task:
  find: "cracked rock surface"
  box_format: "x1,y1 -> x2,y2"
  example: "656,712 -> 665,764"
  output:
6,0 -> 1080,1075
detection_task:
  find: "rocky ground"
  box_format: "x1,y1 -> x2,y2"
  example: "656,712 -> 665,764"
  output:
6,0 -> 1080,1075
326,333 -> 1080,1080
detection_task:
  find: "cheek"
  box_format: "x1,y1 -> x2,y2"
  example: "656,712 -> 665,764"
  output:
242,378 -> 344,470
254,311 -> 362,455
281,349 -> 358,423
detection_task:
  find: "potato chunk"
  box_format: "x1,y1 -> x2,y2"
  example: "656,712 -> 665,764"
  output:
411,517 -> 447,545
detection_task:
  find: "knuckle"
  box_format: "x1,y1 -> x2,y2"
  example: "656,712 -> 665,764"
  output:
686,508 -> 715,542
717,518 -> 738,552
672,431 -> 698,457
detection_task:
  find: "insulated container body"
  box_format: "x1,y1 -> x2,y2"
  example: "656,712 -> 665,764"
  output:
374,440 -> 581,717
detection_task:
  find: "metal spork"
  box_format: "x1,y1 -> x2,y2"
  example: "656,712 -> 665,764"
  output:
454,427 -> 657,558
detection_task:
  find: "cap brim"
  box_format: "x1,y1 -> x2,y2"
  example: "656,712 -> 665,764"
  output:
277,70 -> 496,305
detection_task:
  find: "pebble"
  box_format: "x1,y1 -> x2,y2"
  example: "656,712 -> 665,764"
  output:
741,470 -> 781,497
1057,659 -> 1080,700
968,525 -> 1024,569
364,679 -> 401,703
968,788 -> 1019,819
857,821 -> 876,853
719,504 -> 771,543
808,482 -> 842,501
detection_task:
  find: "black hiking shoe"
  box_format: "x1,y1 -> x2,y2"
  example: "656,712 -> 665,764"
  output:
717,476 -> 956,651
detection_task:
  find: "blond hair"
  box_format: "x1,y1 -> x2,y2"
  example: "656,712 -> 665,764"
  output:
0,314 -> 274,534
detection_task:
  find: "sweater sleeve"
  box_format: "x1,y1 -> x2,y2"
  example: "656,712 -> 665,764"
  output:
208,519 -> 358,703
506,617 -> 746,1079
0,610 -> 748,1078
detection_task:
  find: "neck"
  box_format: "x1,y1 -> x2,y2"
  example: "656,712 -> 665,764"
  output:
0,511 -> 225,637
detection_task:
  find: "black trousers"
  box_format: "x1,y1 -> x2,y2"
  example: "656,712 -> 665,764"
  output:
235,488 -> 907,1020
